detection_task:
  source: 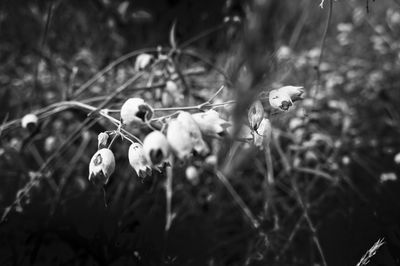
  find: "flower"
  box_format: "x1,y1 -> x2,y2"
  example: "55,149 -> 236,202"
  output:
269,86 -> 304,111
253,118 -> 272,149
21,113 -> 38,130
176,112 -> 209,155
134,53 -> 154,71
192,110 -> 231,137
128,143 -> 152,178
120,98 -> 153,125
167,119 -> 195,160
248,100 -> 264,131
143,131 -> 170,165
88,148 -> 115,186
97,132 -> 109,149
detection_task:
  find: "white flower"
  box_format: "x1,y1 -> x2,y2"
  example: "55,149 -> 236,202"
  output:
192,109 -> 230,137
128,143 -> 152,178
380,172 -> 397,183
143,131 -> 170,165
21,113 -> 38,130
176,112 -> 209,156
248,100 -> 264,131
88,148 -> 115,186
269,86 -> 304,111
97,132 -> 109,149
134,53 -> 154,71
120,98 -> 153,125
167,119 -> 194,160
253,118 -> 272,149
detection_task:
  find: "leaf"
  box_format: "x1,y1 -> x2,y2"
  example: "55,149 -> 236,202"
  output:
169,20 -> 178,50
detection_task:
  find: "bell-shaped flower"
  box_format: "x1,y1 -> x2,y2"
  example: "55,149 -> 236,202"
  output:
176,112 -> 209,156
192,109 -> 231,138
88,148 -> 115,186
269,86 -> 304,111
248,100 -> 264,131
134,53 -> 154,71
253,118 -> 272,150
97,132 -> 109,149
143,131 -> 170,166
167,119 -> 195,160
21,113 -> 39,131
120,98 -> 153,125
128,143 -> 152,178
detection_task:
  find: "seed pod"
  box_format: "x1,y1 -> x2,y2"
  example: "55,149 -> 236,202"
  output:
253,118 -> 272,150
176,112 -> 209,156
134,53 -> 154,71
21,113 -> 39,131
128,143 -> 152,178
248,100 -> 264,131
97,132 -> 109,149
120,98 -> 153,125
143,131 -> 170,166
269,86 -> 304,111
88,148 -> 115,186
192,110 -> 231,138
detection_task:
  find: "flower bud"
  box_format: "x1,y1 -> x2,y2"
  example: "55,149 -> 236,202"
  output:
143,131 -> 170,166
134,53 -> 154,71
192,110 -> 230,137
185,165 -> 200,185
44,136 -> 57,153
253,118 -> 272,149
97,132 -> 109,149
88,148 -> 115,186
248,100 -> 264,131
128,143 -> 152,178
269,86 -> 304,111
21,113 -> 38,131
176,112 -> 209,156
120,98 -> 153,125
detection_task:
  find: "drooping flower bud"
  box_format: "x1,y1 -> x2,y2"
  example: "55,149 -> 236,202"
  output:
269,86 -> 304,111
88,148 -> 115,186
185,165 -> 200,185
134,53 -> 154,71
21,113 -> 39,131
176,112 -> 209,156
248,100 -> 264,131
253,118 -> 272,149
128,143 -> 152,178
120,98 -> 153,125
143,131 -> 170,166
192,110 -> 231,138
97,132 -> 109,149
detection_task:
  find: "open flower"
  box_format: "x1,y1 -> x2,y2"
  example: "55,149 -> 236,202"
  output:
143,131 -> 170,166
269,86 -> 304,111
120,98 -> 153,125
128,143 -> 152,178
176,112 -> 209,156
88,148 -> 115,186
253,118 -> 272,149
134,53 -> 154,71
248,100 -> 264,131
192,109 -> 230,138
21,113 -> 38,131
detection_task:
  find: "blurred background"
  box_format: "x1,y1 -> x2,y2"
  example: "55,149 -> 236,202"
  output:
1,0 -> 400,265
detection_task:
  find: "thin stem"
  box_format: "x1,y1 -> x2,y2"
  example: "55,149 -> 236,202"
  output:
215,170 -> 260,229
165,157 -> 174,232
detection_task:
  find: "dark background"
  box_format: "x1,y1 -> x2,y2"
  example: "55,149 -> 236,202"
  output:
1,0 -> 400,265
